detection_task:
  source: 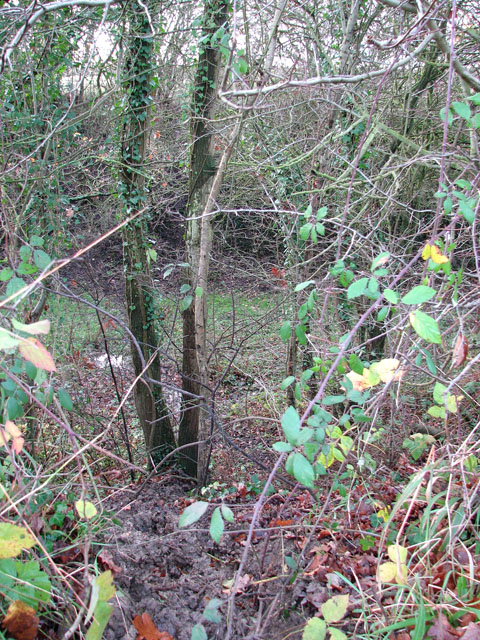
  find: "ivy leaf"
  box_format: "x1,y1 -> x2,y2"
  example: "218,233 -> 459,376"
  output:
401,286 -> 436,305
179,502 -> 208,528
409,311 -> 442,344
292,452 -> 315,489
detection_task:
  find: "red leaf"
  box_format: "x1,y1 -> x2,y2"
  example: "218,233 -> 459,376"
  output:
451,333 -> 468,369
18,338 -> 56,372
132,613 -> 173,640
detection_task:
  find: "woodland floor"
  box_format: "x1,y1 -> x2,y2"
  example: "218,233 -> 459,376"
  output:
51,234 -> 474,640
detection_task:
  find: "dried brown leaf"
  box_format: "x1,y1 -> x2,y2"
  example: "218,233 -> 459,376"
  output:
2,600 -> 39,640
427,614 -> 461,639
132,612 -> 173,640
451,333 -> 468,369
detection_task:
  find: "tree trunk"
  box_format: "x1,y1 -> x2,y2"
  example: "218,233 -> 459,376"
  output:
179,0 -> 228,483
120,1 -> 175,466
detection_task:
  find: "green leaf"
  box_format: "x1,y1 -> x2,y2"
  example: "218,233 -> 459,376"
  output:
280,321 -> 291,343
86,600 -> 114,640
281,406 -> 300,445
349,354 -> 364,375
273,441 -> 293,452
281,376 -> 295,389
321,594 -> 349,623
220,505 -> 234,523
459,199 -> 475,224
191,624 -> 208,640
0,268 -> 13,282
6,277 -> 26,298
294,280 -> 315,292
427,405 -> 445,418
443,197 -> 453,215
180,284 -> 191,294
302,617 -> 327,640
322,395 -> 346,406
401,285 -> 436,305
0,328 -> 20,350
347,277 -> 368,299
376,306 -> 389,322
384,288 -> 399,304
29,235 -> 44,247
179,502 -> 209,528
452,101 -> 471,120
33,250 -> 51,270
180,295 -> 193,311
295,324 -> 307,345
195,286 -> 203,298
209,507 -> 224,543
299,223 -> 313,241
203,597 -> 222,623
58,388 -> 73,411
292,453 -> 315,489
409,310 -> 442,344
433,382 -> 447,405
11,318 -> 50,335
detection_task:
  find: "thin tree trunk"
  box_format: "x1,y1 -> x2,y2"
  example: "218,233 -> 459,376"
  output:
179,0 -> 228,482
120,1 -> 175,466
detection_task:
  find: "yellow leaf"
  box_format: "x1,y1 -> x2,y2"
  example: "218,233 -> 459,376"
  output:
378,562 -> 397,583
388,544 -> 408,564
396,563 -> 408,584
377,507 -> 391,522
370,358 -> 401,383
345,370 -> 370,391
421,244 -> 431,260
75,500 -> 98,520
430,245 -> 449,264
0,523 -> 36,559
96,571 -> 115,601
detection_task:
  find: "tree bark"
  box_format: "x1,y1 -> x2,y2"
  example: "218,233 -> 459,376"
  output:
120,1 -> 175,466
